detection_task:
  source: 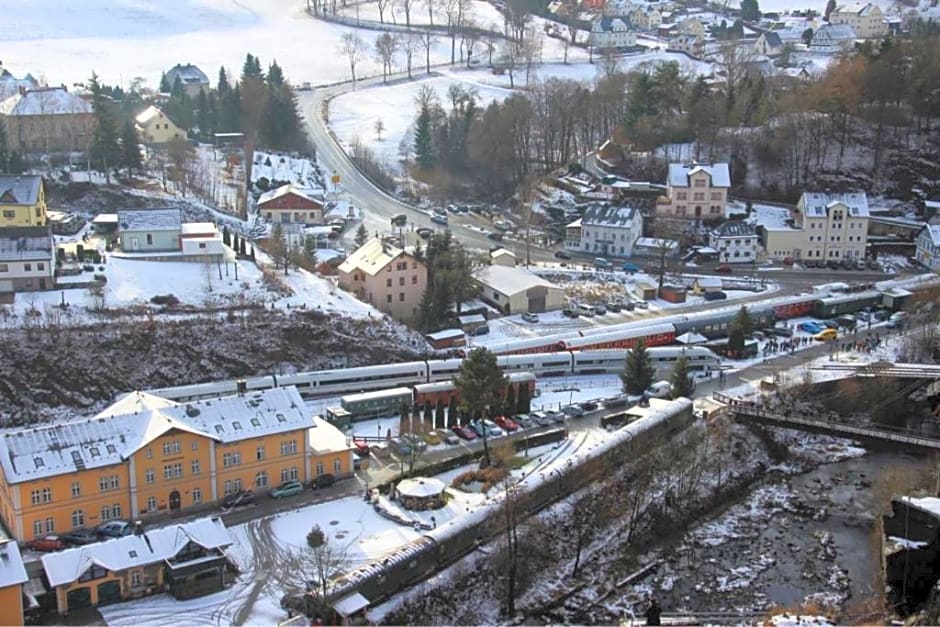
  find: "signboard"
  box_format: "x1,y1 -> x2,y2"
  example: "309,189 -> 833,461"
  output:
331,174 -> 341,184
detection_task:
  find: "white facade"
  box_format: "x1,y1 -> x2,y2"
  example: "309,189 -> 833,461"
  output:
631,5 -> 663,29
709,222 -> 759,263
590,17 -> 638,48
830,2 -> 887,39
916,224 -> 940,271
810,23 -> 857,52
565,204 -> 643,258
794,192 -> 870,261
0,226 -> 54,292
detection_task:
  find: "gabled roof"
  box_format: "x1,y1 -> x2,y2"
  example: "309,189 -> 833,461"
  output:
338,237 -> 409,276
593,16 -> 631,31
0,175 -> 43,206
799,192 -> 869,218
581,203 -> 641,228
117,208 -> 182,232
919,224 -> 940,247
712,221 -> 756,237
0,387 -> 311,484
257,183 -> 325,208
0,226 -> 53,263
667,162 -> 731,188
134,105 -> 169,126
0,87 -> 92,116
813,23 -> 857,41
42,516 -> 231,587
473,265 -> 559,297
761,31 -> 783,47
0,540 -> 27,588
835,2 -> 877,16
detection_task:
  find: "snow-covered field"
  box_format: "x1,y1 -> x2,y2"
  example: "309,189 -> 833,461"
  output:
0,0 -> 454,89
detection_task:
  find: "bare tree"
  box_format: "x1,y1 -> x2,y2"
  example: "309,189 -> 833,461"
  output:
425,0 -> 437,26
500,477 -> 524,616
376,0 -> 393,23
166,136 -> 196,197
462,19 -> 482,68
398,0 -> 415,26
375,118 -> 385,140
521,27 -> 544,87
306,525 -> 350,602
419,31 -> 439,73
403,33 -> 422,78
339,33 -> 367,83
375,32 -> 400,83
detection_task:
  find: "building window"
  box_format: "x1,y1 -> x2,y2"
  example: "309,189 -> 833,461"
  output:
72,509 -> 85,527
71,482 -> 81,498
280,440 -> 297,456
131,571 -> 142,587
163,463 -> 183,479
0,264 -> 6,272
256,471 -> 268,488
145,468 -> 155,483
30,488 -> 52,505
192,441 -> 199,451
145,448 -> 153,459
256,445 -> 265,461
223,452 -> 242,468
1,210 -> 14,219
146,496 -> 157,512
37,262 -> 45,271
193,488 -> 202,504
386,278 -> 392,287
32,520 -> 42,537
399,276 -> 405,286
334,458 -> 342,474
99,475 -> 120,492
316,462 -> 324,476
224,480 -> 233,495
45,518 -> 55,533
162,440 -> 181,456
24,263 -> 31,271
411,275 -> 418,285
191,459 -> 200,475
146,234 -> 153,245
281,467 -> 298,483
386,294 -> 392,303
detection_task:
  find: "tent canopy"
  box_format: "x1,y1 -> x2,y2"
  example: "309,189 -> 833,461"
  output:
333,591 -> 370,617
676,331 -> 707,345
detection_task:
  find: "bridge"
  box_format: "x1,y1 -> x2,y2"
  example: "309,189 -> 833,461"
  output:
713,394 -> 940,453
811,362 -> 940,379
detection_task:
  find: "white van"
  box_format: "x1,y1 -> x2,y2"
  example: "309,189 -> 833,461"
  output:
644,380 -> 673,399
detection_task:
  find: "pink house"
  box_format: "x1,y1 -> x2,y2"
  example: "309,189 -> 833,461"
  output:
337,238 -> 428,322
656,162 -> 730,220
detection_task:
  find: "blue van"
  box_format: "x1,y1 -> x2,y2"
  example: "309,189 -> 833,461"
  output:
622,262 -> 641,273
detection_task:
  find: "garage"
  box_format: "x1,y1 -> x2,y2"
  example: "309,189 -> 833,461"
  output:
66,587 -> 92,611
96,580 -> 122,606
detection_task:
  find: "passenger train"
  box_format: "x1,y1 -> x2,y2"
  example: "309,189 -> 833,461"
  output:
146,276 -> 939,402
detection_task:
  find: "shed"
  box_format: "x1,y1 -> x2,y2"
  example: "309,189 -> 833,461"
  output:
636,282 -> 657,300
426,329 -> 466,351
660,284 -> 687,303
458,314 -> 487,332
691,277 -> 723,294
333,591 -> 371,621
473,265 -> 565,314
490,248 -> 516,267
91,213 -> 118,234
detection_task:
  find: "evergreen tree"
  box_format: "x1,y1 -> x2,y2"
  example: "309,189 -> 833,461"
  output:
119,120 -> 141,177
242,53 -> 264,81
88,72 -> 121,179
196,90 -> 211,139
0,118 -> 9,171
223,225 -> 232,247
304,234 -> 317,266
435,401 -> 445,428
824,0 -> 836,20
517,383 -> 530,413
504,384 -> 517,417
621,340 -> 655,395
728,324 -> 746,355
414,104 -> 434,169
240,238 -> 248,257
453,348 -> 507,466
740,0 -> 761,21
734,305 -> 754,337
233,232 -> 240,252
413,240 -> 424,262
447,396 -> 458,426
354,224 -> 369,249
266,60 -> 285,89
670,356 -> 695,399
218,67 -> 230,95
159,71 -> 171,93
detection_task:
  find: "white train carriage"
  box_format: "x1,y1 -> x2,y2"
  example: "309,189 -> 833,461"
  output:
310,361 -> 429,396
570,346 -> 721,376
146,375 -> 274,402
427,358 -> 464,383
496,352 -> 573,377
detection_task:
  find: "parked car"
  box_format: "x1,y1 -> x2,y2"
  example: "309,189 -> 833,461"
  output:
578,401 -> 599,412
593,304 -> 607,315
887,311 -> 909,328
644,381 -> 673,399
353,438 -> 371,455
512,414 -> 533,429
422,430 -> 442,445
704,291 -> 728,301
26,535 -> 66,552
451,424 -> 478,440
715,264 -> 733,274
271,480 -> 304,498
96,520 -> 133,538
543,410 -> 566,423
311,474 -> 335,489
562,307 -> 580,318
854,259 -> 867,270
527,411 -> 550,427
469,325 -> 490,336
522,313 -> 539,323
494,415 -> 520,432
814,328 -> 838,342
826,259 -> 841,270
554,250 -> 572,260
431,214 -> 449,226
621,262 -> 641,273
823,319 -> 840,329
493,220 -> 513,232
606,300 -> 622,312
622,300 -> 636,312
602,394 -> 631,409
443,431 -> 461,445
222,489 -> 256,509
487,231 -> 503,241
575,304 -> 595,317
391,213 -> 407,226
799,321 -> 824,334
634,300 -> 650,309
61,528 -> 98,546
401,433 -> 428,451
835,314 -> 857,329
561,404 -> 584,417
766,326 -> 794,338
593,257 -> 613,269
481,419 -> 506,437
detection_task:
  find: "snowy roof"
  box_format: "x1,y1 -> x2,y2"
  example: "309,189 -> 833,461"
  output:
257,183 -> 325,208
635,237 -> 679,249
581,203 -> 640,228
397,477 -> 446,498
134,105 -> 168,126
117,208 -> 182,232
334,592 -> 370,617
426,329 -> 464,341
835,2 -> 877,15
0,72 -> 39,101
693,277 -> 722,288
165,64 -> 209,86
799,192 -> 869,218
0,87 -> 92,116
473,265 -> 559,297
180,222 -> 217,235
491,248 -> 516,260
0,175 -> 43,205
667,162 -> 730,188
920,224 -> 940,247
0,540 -> 27,588
338,237 -> 409,277
0,227 -> 53,263
813,23 -> 857,42
41,516 -> 231,587
92,213 -> 118,224
760,31 -> 783,47
712,221 -> 756,237
0,387 -> 311,484
458,314 -> 486,325
900,496 -> 940,519
593,16 -> 631,31
307,416 -> 352,455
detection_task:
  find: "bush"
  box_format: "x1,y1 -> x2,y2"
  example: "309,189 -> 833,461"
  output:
150,294 -> 180,306
450,467 -> 509,494
93,274 -> 107,283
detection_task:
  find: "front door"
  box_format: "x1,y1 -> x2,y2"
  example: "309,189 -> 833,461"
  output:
169,490 -> 181,511
66,587 -> 92,611
39,278 -> 46,289
131,237 -> 139,250
96,581 -> 122,606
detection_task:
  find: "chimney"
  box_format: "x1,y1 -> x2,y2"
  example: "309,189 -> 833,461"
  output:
134,520 -> 144,536
236,379 -> 247,395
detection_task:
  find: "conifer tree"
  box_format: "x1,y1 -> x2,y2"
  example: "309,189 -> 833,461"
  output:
119,121 -> 141,177
414,104 -> 434,169
621,340 -> 654,395
354,224 -> 369,249
670,356 -> 695,399
88,72 -> 120,181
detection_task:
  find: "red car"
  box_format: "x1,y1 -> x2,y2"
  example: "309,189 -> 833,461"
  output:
494,415 -> 520,432
716,264 -> 733,274
353,438 -> 371,455
451,424 -> 478,440
26,535 -> 66,552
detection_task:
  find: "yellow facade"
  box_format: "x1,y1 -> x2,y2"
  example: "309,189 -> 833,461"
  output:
0,583 -> 24,626
0,177 -> 46,227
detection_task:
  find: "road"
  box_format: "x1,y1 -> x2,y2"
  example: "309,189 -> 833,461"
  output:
298,82 -> 557,263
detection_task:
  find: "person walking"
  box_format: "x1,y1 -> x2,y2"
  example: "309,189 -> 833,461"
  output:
645,598 -> 662,626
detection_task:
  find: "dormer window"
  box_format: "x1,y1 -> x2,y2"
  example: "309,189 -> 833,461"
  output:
34,457 -> 44,468
89,447 -> 100,458
233,422 -> 242,431
276,413 -> 287,423
106,444 -> 116,454
251,418 -> 261,427
215,425 -> 224,434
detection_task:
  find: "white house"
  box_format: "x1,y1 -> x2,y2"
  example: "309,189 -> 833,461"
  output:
810,23 -> 857,52
630,4 -> 663,29
0,226 -> 54,293
793,191 -> 870,261
709,221 -> 759,263
180,222 -> 224,258
473,265 -> 565,315
829,2 -> 887,39
565,204 -> 643,258
916,223 -> 940,271
753,31 -> 784,57
590,17 -> 638,49
669,33 -> 704,57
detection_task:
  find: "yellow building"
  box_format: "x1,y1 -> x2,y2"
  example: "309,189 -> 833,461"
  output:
0,386 -> 353,542
0,539 -> 28,626
134,105 -> 187,145
0,175 -> 47,227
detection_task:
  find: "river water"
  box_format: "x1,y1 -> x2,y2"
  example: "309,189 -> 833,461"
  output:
651,448 -> 931,617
